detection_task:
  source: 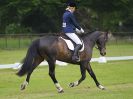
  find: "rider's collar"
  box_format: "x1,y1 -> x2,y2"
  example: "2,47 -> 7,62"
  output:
66,7 -> 73,13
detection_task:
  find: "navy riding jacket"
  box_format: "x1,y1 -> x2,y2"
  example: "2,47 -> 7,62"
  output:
62,10 -> 81,33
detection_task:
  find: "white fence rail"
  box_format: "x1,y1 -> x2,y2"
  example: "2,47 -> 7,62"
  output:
0,56 -> 133,69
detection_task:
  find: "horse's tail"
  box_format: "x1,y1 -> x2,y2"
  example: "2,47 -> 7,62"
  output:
16,39 -> 39,77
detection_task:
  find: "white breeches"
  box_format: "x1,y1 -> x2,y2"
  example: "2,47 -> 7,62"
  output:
65,33 -> 82,45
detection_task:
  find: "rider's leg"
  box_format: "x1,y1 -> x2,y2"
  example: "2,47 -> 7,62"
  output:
65,33 -> 82,61
72,44 -> 82,61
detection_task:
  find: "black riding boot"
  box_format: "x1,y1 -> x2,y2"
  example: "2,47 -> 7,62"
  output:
72,44 -> 82,62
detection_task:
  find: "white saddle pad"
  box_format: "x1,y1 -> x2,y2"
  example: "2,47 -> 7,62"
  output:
60,37 -> 84,52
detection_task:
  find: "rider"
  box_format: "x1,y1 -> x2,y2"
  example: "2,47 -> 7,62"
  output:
62,2 -> 84,62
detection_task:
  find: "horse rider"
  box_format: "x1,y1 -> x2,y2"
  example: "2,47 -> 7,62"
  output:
62,2 -> 84,62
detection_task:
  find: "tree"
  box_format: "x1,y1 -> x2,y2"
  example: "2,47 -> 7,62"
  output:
78,0 -> 133,31
0,0 -> 133,34
0,0 -> 65,34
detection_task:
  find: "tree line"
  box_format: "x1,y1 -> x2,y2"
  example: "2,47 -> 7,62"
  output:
0,0 -> 133,34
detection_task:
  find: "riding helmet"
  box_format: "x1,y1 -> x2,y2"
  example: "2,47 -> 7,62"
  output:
67,2 -> 77,7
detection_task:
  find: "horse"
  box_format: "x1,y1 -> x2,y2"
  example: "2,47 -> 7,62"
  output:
16,31 -> 108,93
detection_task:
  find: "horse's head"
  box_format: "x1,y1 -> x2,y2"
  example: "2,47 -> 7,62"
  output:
96,32 -> 108,56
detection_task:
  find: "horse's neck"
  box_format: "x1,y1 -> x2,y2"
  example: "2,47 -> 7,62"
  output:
83,31 -> 101,48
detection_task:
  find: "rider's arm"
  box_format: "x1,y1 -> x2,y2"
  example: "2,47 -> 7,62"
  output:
70,13 -> 81,30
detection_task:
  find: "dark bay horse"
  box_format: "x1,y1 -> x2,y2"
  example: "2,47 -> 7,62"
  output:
17,31 -> 108,93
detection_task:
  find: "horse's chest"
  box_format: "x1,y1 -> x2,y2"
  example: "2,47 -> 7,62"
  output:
79,49 -> 92,60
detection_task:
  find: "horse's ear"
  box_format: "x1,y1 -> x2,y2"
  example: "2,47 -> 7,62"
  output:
105,31 -> 108,37
105,30 -> 112,40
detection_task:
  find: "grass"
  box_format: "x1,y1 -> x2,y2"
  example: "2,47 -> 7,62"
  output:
93,43 -> 133,57
0,49 -> 26,64
0,37 -> 40,49
0,60 -> 133,99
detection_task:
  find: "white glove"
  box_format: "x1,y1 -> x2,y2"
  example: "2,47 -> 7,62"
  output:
75,28 -> 81,34
80,28 -> 84,33
75,28 -> 84,34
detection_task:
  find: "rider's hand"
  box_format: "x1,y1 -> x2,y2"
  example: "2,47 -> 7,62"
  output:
75,28 -> 81,34
80,28 -> 84,33
76,28 -> 85,34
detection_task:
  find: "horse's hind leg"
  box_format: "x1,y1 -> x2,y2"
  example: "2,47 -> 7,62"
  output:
21,56 -> 44,90
47,59 -> 64,93
86,63 -> 105,90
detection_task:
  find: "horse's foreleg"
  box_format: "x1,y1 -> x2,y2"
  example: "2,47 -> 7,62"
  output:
69,61 -> 87,87
48,60 -> 64,93
87,63 -> 105,90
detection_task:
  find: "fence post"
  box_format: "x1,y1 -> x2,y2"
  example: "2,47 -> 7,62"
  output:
5,35 -> 7,48
18,36 -> 21,48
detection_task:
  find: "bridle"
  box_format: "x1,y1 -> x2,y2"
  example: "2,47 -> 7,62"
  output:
95,34 -> 107,56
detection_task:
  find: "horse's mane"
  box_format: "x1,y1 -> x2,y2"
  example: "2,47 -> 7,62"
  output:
58,30 -> 103,42
80,30 -> 105,43
80,30 -> 99,38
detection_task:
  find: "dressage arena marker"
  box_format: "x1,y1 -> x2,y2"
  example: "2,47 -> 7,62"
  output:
0,56 -> 133,69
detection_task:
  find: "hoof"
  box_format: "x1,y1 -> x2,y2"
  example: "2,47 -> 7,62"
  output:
98,85 -> 105,90
20,81 -> 28,90
69,83 -> 74,87
69,81 -> 79,87
20,84 -> 26,90
58,89 -> 64,93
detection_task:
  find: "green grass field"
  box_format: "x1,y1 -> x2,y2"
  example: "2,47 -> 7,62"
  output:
0,61 -> 133,99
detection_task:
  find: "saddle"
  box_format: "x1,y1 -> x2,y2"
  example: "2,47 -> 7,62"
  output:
59,34 -> 84,52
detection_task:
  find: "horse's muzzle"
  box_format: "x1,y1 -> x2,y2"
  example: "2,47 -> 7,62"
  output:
100,48 -> 106,56
100,52 -> 106,56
